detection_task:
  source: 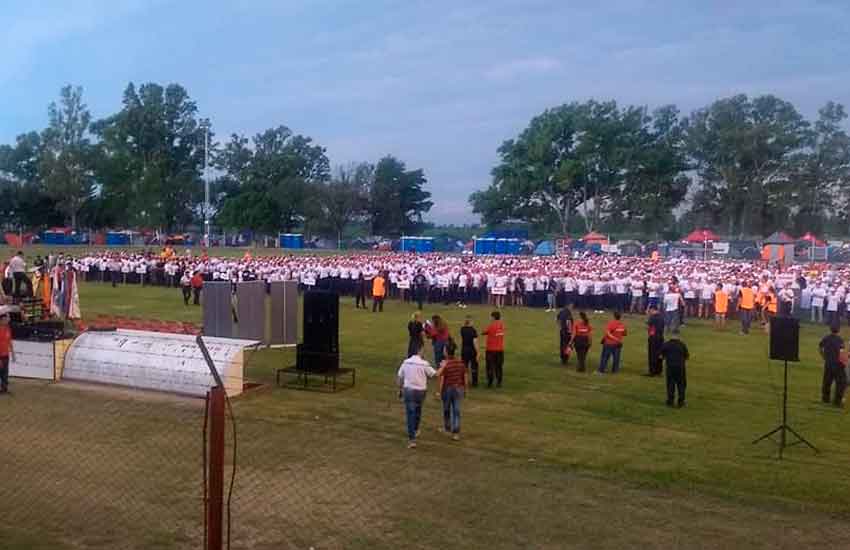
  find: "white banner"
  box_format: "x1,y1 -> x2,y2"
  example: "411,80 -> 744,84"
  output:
712,242 -> 730,254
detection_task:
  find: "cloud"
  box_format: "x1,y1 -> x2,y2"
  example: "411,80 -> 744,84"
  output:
484,57 -> 561,81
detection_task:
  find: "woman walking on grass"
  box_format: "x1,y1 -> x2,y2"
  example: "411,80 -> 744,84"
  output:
439,338 -> 467,441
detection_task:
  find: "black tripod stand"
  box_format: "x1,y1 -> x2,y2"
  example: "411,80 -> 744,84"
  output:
753,359 -> 818,459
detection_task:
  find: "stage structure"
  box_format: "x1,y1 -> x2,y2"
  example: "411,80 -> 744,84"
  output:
202,280 -> 298,346
62,329 -> 258,397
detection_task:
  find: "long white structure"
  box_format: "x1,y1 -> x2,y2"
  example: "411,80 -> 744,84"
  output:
62,329 -> 258,397
9,339 -> 73,381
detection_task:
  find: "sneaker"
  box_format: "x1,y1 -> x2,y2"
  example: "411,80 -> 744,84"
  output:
408,441 -> 417,449
452,434 -> 460,441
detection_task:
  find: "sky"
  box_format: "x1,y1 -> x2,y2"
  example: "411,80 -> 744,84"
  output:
2,0 -> 850,224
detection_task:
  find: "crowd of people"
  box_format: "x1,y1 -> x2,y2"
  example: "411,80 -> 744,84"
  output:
2,248 -> 846,428
16,248 -> 850,330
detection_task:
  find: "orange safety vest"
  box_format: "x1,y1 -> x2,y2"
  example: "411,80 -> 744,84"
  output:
766,293 -> 778,314
739,288 -> 755,310
714,291 -> 728,314
372,276 -> 386,297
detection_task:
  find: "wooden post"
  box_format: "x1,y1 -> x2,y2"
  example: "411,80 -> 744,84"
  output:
207,386 -> 225,550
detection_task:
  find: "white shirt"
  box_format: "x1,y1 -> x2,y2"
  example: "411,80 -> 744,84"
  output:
8,256 -> 25,273
664,292 -> 681,312
397,355 -> 437,391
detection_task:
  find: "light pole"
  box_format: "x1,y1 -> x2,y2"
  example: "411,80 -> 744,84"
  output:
201,118 -> 211,248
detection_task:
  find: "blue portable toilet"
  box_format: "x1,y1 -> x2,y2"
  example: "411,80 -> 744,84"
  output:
279,233 -> 304,249
506,238 -> 522,254
401,236 -> 434,252
106,231 -> 131,246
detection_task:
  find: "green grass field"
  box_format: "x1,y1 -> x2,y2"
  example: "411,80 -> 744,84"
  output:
3,275 -> 850,549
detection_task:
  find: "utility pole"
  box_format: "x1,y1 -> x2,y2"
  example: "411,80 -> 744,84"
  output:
201,118 -> 211,248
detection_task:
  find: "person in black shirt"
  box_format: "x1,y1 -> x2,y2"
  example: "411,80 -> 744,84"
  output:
646,306 -> 665,377
460,316 -> 479,386
355,273 -> 367,309
819,326 -> 846,407
407,312 -> 425,358
556,305 -> 573,365
660,337 -> 689,407
413,271 -> 428,310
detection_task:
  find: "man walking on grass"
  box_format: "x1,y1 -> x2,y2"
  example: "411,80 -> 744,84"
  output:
397,340 -> 439,448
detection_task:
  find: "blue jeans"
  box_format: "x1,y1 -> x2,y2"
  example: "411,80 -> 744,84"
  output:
664,310 -> 679,334
403,388 -> 426,441
598,345 -> 622,373
433,340 -> 446,366
441,386 -> 464,433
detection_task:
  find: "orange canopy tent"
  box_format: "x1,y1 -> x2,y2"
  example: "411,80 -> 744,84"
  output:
581,231 -> 609,245
683,228 -> 720,243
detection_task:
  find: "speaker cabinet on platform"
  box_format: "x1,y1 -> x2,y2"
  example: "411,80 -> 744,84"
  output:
770,316 -> 800,362
299,290 -> 340,372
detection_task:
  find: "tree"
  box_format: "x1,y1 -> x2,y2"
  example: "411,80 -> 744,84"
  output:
215,126 -> 330,233
0,132 -> 63,230
685,94 -> 809,237
791,101 -> 850,234
369,156 -> 432,235
39,85 -> 96,229
317,163 -> 371,239
473,100 -> 667,235
93,82 -> 207,231
473,103 -> 586,234
617,105 -> 690,237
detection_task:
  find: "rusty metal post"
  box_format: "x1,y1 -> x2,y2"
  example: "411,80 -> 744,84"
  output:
207,386 -> 225,550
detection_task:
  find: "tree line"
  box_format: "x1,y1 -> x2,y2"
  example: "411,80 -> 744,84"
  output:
0,84 -> 433,237
472,96 -> 850,239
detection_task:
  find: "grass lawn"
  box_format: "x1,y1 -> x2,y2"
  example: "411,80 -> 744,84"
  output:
2,279 -> 850,549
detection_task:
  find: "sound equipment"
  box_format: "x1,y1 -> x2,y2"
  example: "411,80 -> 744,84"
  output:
769,316 -> 799,362
299,291 -> 339,372
754,315 -> 816,459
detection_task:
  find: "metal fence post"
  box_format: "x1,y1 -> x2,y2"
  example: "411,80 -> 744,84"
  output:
207,386 -> 225,550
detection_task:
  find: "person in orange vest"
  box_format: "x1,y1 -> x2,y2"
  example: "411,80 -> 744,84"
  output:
738,281 -> 755,335
571,311 -> 592,373
190,271 -> 204,306
598,310 -> 628,374
764,286 -> 778,333
713,283 -> 729,330
372,271 -> 386,312
482,310 -> 505,387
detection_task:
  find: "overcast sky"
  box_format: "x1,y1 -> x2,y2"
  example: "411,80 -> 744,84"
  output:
2,0 -> 849,224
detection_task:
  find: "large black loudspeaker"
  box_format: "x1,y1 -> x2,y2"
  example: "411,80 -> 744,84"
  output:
770,316 -> 800,362
299,290 -> 339,371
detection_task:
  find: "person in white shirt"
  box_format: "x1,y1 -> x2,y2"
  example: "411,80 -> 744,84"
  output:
663,285 -> 684,335
397,341 -> 441,448
812,283 -> 826,323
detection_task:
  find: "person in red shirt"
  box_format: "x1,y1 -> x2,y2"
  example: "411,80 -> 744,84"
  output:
571,311 -> 592,372
439,338 -> 468,440
0,313 -> 15,394
190,271 -> 204,305
482,310 -> 505,388
598,311 -> 627,374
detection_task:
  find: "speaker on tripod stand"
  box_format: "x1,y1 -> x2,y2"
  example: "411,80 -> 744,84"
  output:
754,316 -> 818,459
